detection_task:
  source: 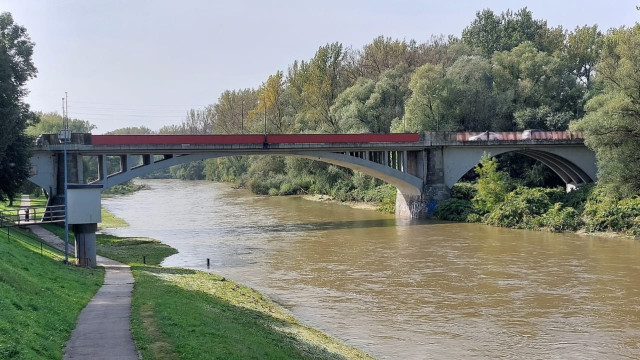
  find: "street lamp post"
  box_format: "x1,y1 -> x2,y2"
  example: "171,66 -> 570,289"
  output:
60,95 -> 70,263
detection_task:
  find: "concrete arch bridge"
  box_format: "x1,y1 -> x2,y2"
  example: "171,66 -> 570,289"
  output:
27,131 -> 596,266
30,131 -> 596,220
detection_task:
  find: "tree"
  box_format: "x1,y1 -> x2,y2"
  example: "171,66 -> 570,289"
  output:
290,43 -> 345,132
571,25 -> 640,196
0,12 -> 37,204
331,77 -> 376,133
249,71 -> 293,133
105,126 -> 153,135
565,25 -> 604,88
473,153 -> 513,213
26,112 -> 96,137
332,66 -> 410,133
402,63 -> 452,131
462,8 -> 550,56
491,42 -> 577,130
211,89 -> 257,134
444,56 -> 497,131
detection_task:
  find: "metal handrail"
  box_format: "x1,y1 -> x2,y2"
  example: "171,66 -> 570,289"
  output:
3,224 -> 73,260
0,205 -> 66,227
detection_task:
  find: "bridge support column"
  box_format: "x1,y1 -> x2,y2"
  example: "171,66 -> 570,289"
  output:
396,185 -> 451,218
395,147 -> 451,218
73,223 -> 97,267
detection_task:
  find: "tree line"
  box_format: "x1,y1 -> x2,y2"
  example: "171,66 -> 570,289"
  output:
3,7 -> 640,220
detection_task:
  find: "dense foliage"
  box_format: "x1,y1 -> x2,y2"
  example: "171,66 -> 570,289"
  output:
571,24 -> 640,197
15,6 -> 639,224
133,7 -> 618,212
0,13 -> 37,205
435,156 -> 640,236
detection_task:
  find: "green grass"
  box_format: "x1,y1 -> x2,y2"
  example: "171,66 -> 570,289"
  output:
41,223 -> 75,244
99,208 -> 129,229
96,235 -> 177,265
95,236 -> 372,360
0,225 -> 104,359
28,196 -> 48,207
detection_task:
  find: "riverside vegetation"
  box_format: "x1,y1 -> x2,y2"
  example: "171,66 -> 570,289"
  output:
434,154 -> 640,236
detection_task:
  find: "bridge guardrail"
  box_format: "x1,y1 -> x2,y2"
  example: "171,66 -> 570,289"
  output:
453,131 -> 584,142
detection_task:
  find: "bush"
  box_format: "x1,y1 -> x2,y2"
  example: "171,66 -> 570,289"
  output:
583,189 -> 640,232
483,187 -> 552,228
466,213 -> 482,223
103,180 -> 149,196
561,183 -> 594,212
533,203 -> 581,232
473,154 -> 514,213
434,199 -> 475,222
377,185 -> 397,213
451,182 -> 476,201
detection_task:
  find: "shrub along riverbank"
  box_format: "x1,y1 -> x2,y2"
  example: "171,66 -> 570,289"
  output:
434,154 -> 640,237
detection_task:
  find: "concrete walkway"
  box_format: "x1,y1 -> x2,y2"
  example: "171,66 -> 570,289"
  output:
63,258 -> 139,360
24,195 -> 139,360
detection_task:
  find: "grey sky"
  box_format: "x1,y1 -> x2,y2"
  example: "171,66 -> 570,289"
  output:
2,0 -> 638,133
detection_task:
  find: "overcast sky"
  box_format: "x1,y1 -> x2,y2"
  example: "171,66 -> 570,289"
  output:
2,0 -> 638,133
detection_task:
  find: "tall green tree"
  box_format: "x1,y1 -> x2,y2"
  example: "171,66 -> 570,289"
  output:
332,66 -> 409,133
565,25 -> 603,88
0,12 -> 37,204
290,43 -> 345,132
473,153 -> 513,213
249,71 -> 293,133
571,25 -> 640,196
402,63 -> 452,131
462,8 -> 556,56
211,89 -> 257,134
491,42 -> 577,130
445,56 -> 497,131
26,112 -> 96,137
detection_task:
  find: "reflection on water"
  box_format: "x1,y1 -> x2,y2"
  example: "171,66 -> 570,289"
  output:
103,179 -> 640,359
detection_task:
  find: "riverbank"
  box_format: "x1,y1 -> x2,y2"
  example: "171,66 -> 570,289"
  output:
302,194 -> 381,211
96,208 -> 373,359
0,221 -> 104,359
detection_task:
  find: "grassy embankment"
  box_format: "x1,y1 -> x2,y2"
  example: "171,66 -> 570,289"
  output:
88,205 -> 374,359
0,197 -> 104,359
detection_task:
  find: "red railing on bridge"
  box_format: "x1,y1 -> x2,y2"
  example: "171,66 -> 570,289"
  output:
90,133 -> 421,146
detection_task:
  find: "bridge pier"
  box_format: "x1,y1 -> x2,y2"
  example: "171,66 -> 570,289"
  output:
395,148 -> 452,218
396,184 -> 451,218
73,223 -> 97,267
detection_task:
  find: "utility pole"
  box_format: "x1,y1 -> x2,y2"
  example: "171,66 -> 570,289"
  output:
61,93 -> 70,264
263,97 -> 267,135
241,99 -> 244,134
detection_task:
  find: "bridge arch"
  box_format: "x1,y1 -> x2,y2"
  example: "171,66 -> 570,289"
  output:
442,146 -> 598,190
95,151 -> 423,197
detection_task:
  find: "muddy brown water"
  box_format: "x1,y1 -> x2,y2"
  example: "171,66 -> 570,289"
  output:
103,179 -> 640,359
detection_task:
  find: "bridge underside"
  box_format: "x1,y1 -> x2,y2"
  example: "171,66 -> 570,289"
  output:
442,146 -> 597,190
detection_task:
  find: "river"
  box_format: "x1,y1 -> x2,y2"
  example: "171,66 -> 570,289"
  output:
102,179 -> 640,359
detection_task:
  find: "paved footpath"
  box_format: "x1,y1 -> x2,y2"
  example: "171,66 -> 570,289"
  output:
24,196 -> 139,360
